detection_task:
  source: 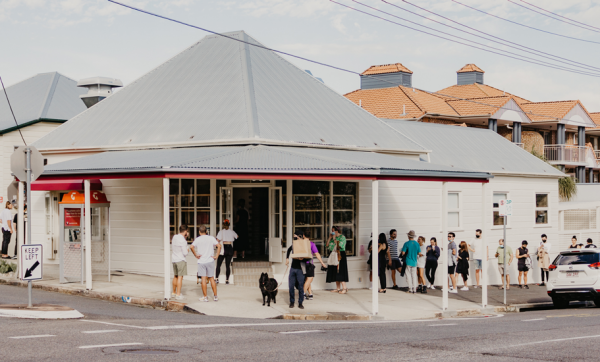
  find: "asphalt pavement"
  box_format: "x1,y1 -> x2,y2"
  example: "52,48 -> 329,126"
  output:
2,285 -> 600,361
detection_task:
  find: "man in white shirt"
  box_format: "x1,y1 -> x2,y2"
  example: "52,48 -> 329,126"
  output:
470,229 -> 485,288
191,225 -> 221,302
1,202 -> 14,259
171,224 -> 189,300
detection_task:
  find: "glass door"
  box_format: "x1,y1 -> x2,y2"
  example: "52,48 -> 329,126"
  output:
268,187 -> 283,262
220,187 -> 233,228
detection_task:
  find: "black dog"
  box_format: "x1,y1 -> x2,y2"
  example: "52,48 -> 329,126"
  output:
259,272 -> 278,307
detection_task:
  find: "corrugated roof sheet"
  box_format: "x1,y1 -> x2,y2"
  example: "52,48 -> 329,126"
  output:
457,64 -> 484,73
43,145 -> 490,179
33,31 -> 425,153
382,120 -> 564,177
0,72 -> 87,133
362,63 -> 413,75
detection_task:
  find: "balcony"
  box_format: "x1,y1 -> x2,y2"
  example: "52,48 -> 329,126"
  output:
513,143 -> 524,149
544,144 -> 587,166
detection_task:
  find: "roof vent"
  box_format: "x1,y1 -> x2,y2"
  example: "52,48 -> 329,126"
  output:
456,64 -> 484,85
77,76 -> 123,108
360,63 -> 412,89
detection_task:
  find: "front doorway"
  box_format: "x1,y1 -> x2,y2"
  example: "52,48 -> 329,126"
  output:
219,182 -> 282,263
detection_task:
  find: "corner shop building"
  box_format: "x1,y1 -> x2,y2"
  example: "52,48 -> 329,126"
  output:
28,31 -> 561,298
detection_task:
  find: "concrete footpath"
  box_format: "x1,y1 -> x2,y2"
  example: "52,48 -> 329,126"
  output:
0,265 -> 490,320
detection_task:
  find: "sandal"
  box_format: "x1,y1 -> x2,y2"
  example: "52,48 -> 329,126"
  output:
498,286 -> 504,290
340,289 -> 348,294
330,289 -> 340,293
378,289 -> 385,294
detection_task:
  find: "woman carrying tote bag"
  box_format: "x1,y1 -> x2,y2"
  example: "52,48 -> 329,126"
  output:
326,226 -> 349,294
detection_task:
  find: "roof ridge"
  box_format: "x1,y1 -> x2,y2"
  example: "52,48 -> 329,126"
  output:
239,32 -> 260,139
474,83 -> 491,97
38,72 -> 60,119
398,86 -> 425,115
446,95 -> 510,102
521,100 -> 578,105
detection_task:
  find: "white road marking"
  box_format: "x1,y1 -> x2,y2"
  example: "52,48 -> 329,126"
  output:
522,318 -> 545,322
280,330 -> 324,334
9,335 -> 55,339
82,330 -> 122,334
510,334 -> 600,347
79,314 -> 504,331
79,343 -> 143,349
428,324 -> 457,326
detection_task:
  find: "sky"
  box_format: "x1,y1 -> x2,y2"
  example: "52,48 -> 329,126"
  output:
1,0 -> 600,111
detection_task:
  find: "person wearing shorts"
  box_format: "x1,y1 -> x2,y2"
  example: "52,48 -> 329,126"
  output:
470,229 -> 485,288
495,239 -> 513,290
303,239 -> 325,300
191,225 -> 221,302
171,224 -> 189,300
447,233 -> 458,293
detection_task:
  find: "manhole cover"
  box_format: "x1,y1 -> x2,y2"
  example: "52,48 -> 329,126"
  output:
121,348 -> 178,355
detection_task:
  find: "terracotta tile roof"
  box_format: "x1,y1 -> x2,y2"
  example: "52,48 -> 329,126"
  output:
344,86 -> 457,119
457,64 -> 485,73
436,83 -> 530,104
446,96 -> 512,116
590,112 -> 600,128
361,63 -> 413,75
519,100 -> 580,122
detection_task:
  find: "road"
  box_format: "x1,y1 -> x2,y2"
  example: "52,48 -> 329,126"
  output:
1,285 -> 600,361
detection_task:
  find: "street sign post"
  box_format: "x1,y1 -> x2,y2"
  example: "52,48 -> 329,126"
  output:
20,244 -> 43,281
11,145 -> 44,308
499,199 -> 512,305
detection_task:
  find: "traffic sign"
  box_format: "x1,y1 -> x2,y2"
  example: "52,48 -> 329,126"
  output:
499,199 -> 513,216
11,146 -> 44,182
20,244 -> 43,281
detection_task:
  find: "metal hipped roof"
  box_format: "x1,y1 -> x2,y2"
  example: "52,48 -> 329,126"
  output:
32,31 -> 425,154
383,120 -> 564,177
0,72 -> 87,134
42,145 -> 491,179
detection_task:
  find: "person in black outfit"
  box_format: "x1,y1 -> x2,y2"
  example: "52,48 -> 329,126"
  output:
456,241 -> 470,291
377,233 -> 388,293
568,236 -> 583,249
516,240 -> 530,289
234,199 -> 249,258
425,237 -> 440,289
286,229 -> 308,309
586,238 -> 597,249
12,205 -> 26,259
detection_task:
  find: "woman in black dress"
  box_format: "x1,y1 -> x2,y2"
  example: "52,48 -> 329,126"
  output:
326,226 -> 349,294
456,241 -> 470,291
516,240 -> 530,289
377,233 -> 388,293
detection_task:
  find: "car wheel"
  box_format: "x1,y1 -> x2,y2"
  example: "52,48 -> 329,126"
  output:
552,297 -> 569,309
594,298 -> 600,308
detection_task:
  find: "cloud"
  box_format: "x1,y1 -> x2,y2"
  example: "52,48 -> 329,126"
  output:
331,13 -> 347,33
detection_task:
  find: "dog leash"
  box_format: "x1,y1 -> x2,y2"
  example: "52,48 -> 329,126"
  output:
265,264 -> 290,293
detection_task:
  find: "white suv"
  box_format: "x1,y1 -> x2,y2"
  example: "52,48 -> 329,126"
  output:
546,249 -> 600,309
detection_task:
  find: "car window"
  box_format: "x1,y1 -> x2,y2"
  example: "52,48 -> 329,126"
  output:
554,253 -> 599,266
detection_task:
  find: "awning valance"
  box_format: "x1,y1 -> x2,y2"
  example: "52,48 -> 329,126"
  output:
31,179 -> 102,191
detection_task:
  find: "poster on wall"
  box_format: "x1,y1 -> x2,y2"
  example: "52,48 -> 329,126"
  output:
65,208 -> 81,227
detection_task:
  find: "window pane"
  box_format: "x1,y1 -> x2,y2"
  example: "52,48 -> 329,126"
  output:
448,193 -> 459,210
493,193 -> 507,208
535,210 -> 548,224
181,179 -> 194,207
493,211 -> 504,226
448,211 -> 459,228
536,194 -> 548,208
169,179 -> 179,207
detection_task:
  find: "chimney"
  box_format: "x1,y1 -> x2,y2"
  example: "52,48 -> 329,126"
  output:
77,76 -> 123,108
456,64 -> 484,85
360,63 -> 412,89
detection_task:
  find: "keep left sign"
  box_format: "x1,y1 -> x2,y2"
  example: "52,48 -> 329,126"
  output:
20,244 -> 43,281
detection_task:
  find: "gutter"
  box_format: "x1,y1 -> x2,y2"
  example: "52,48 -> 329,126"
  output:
0,118 -> 65,135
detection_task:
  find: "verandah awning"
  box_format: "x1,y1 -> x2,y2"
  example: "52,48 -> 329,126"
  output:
31,179 -> 102,191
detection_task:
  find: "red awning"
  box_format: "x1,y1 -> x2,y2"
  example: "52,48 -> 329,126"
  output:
31,179 -> 102,191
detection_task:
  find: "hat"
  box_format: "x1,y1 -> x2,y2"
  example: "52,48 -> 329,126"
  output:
407,230 -> 416,238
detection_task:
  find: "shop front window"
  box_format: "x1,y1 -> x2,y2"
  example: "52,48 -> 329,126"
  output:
169,179 -> 212,242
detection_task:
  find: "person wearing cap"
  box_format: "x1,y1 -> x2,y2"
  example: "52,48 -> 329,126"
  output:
400,230 -> 420,294
516,240 -> 530,289
215,219 -> 237,285
585,238 -> 597,249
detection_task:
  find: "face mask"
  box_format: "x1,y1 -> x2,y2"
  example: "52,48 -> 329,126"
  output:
331,232 -> 335,235
476,235 -> 480,238
543,240 -> 547,243
499,245 -> 504,248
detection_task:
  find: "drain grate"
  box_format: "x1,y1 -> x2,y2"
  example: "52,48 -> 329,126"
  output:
120,348 -> 179,355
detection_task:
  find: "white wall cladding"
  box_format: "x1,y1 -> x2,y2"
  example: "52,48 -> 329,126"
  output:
102,178 -> 163,276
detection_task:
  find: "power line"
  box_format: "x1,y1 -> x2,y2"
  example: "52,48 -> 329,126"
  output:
452,0 -> 600,46
390,0 -> 600,72
0,76 -> 27,146
518,0 -> 600,32
107,0 -> 584,124
509,0 -> 600,34
334,1 -> 600,77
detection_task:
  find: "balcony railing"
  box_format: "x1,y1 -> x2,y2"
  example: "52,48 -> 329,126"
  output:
514,143 -> 524,149
595,150 -> 600,160
544,144 -> 587,165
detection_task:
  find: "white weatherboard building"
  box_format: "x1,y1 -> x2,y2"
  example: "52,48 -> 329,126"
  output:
26,31 -> 563,304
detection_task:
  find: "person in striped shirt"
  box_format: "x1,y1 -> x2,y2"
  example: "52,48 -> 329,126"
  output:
387,229 -> 403,290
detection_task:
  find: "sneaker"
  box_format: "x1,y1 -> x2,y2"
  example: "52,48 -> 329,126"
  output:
171,293 -> 177,298
216,280 -> 219,284
449,286 -> 453,291
226,280 -> 230,285
214,296 -> 219,301
406,290 -> 412,294
539,282 -> 546,286
200,297 -> 209,302
524,285 -> 529,289
11,256 -> 17,260
308,294 -> 314,299
473,285 -> 478,289
391,285 -> 399,290
416,285 -> 422,292
449,289 -> 458,294
430,285 -> 435,290
298,304 -> 304,309
421,288 -> 427,294
176,295 -> 184,300
460,287 -> 469,291
289,303 -> 294,308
